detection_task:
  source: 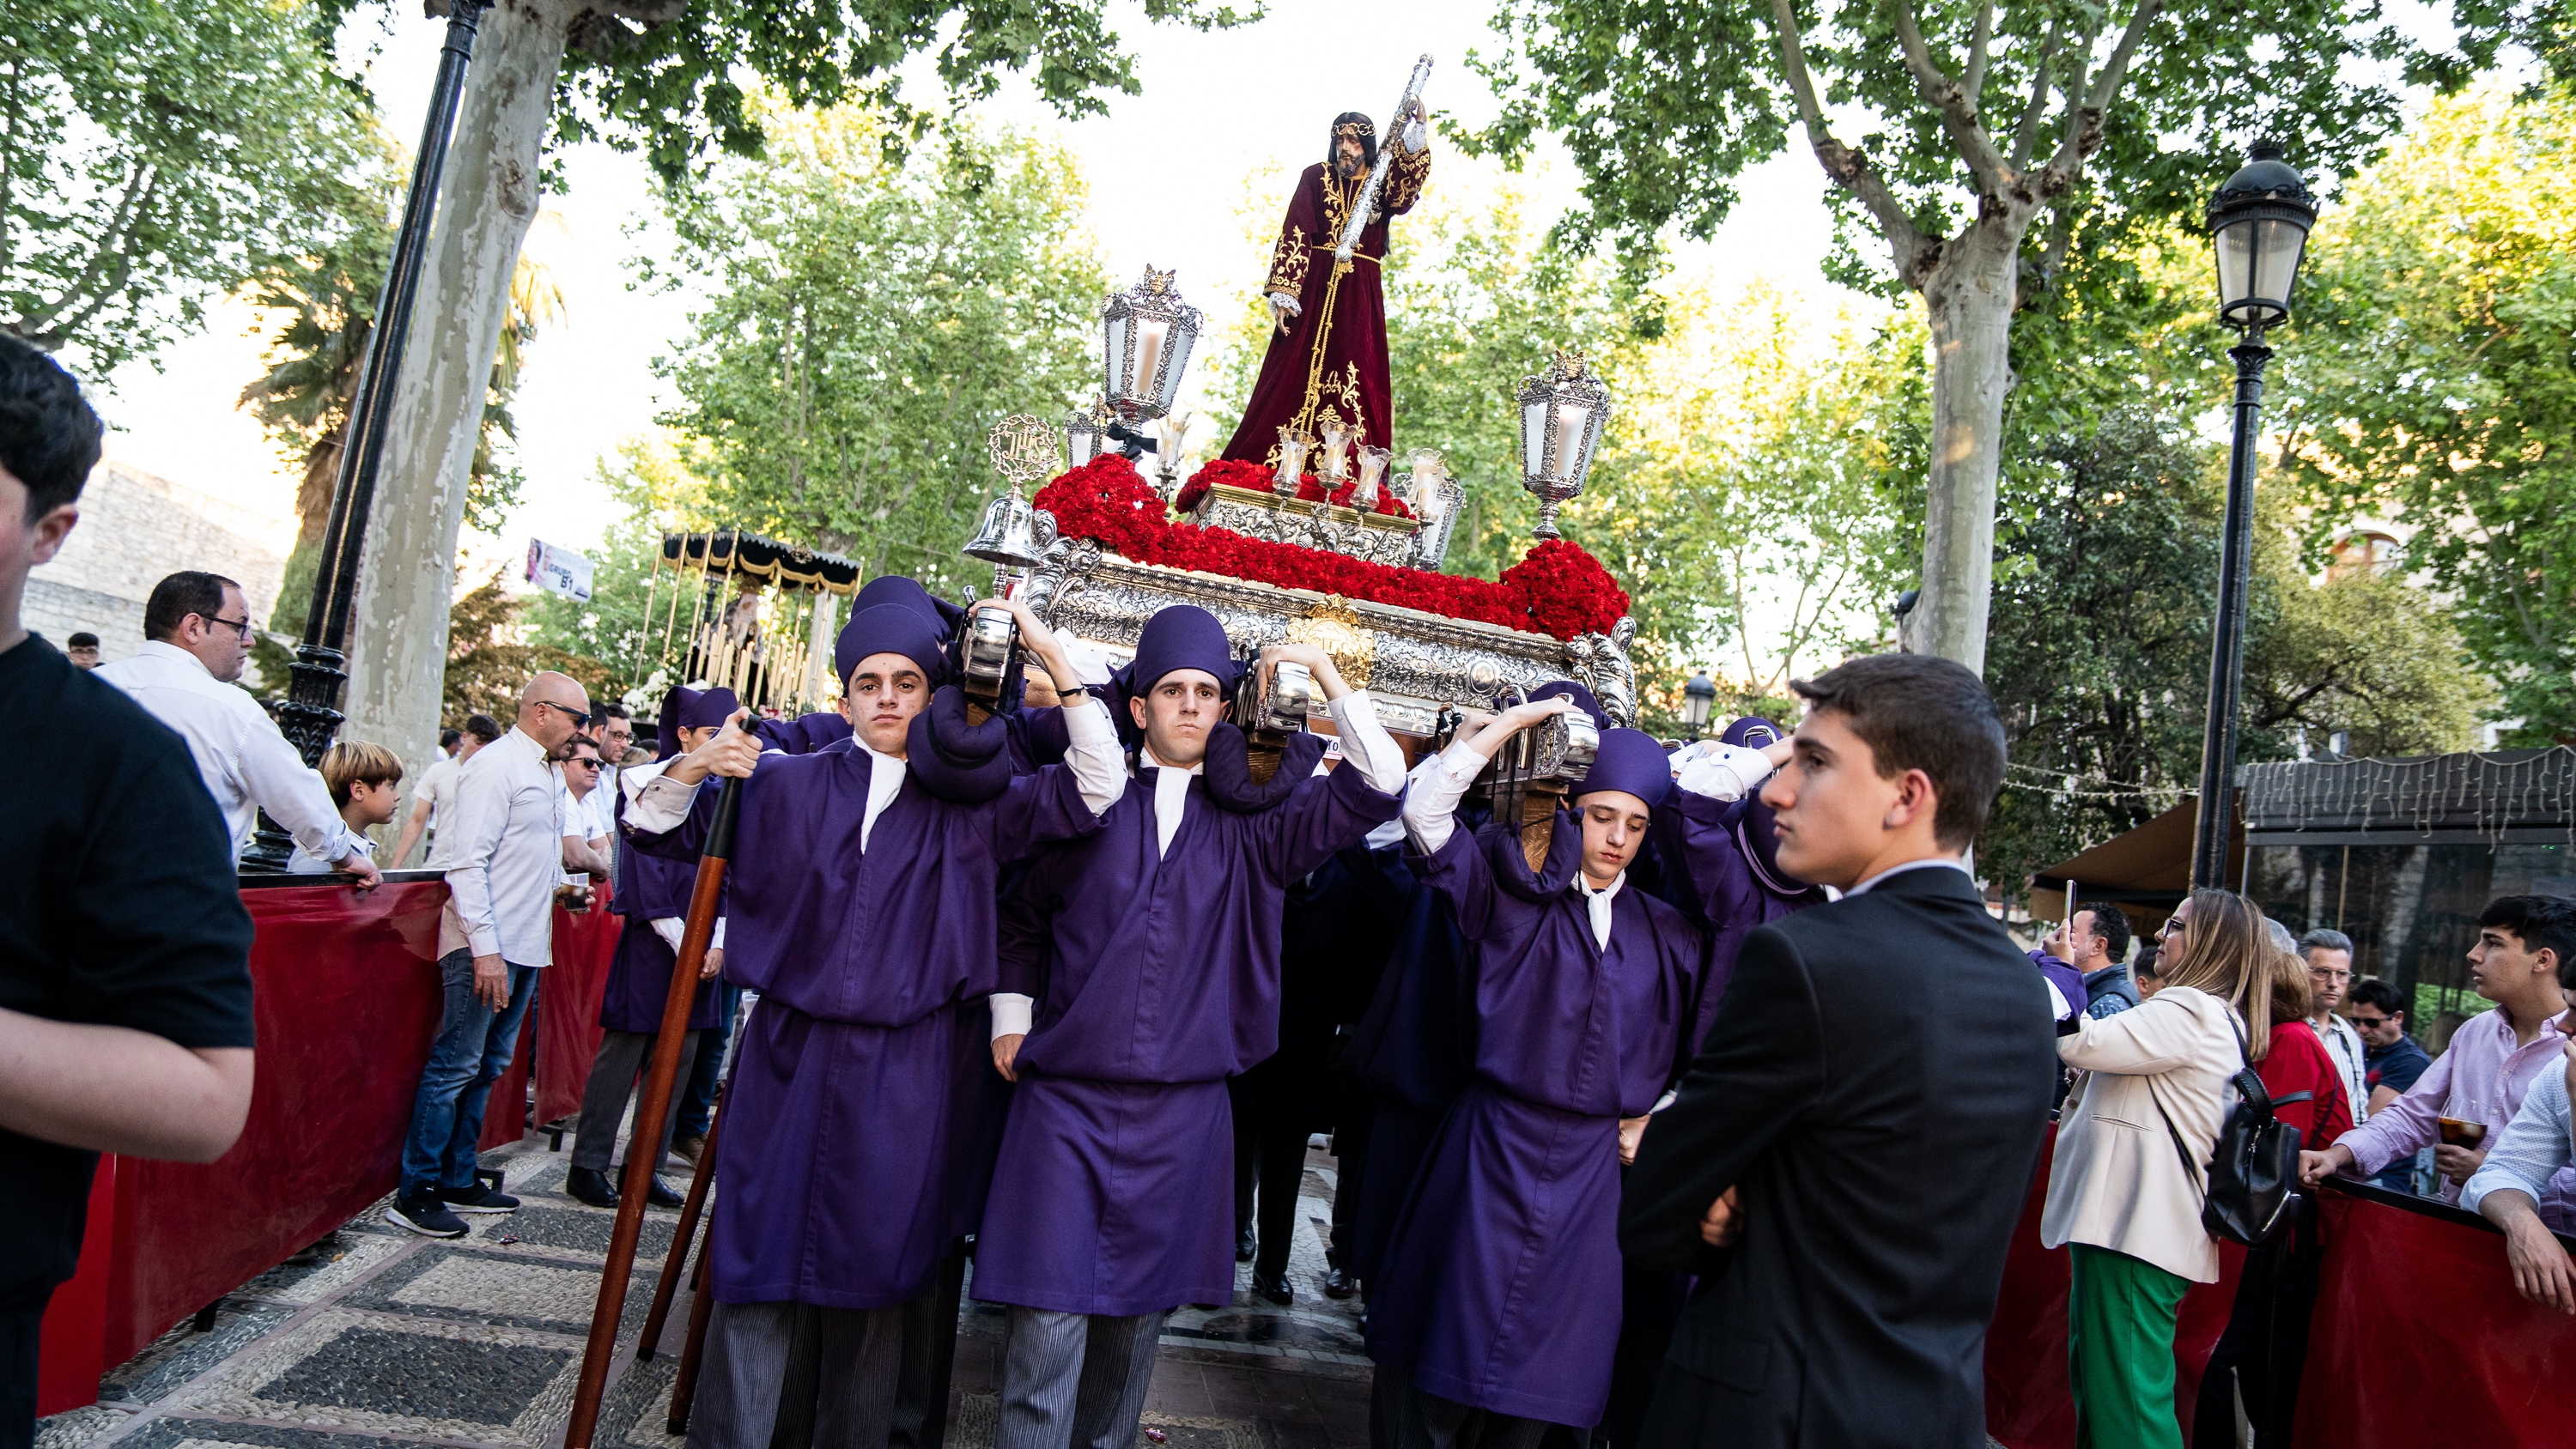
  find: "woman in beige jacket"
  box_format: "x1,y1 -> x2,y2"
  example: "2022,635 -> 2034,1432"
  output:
2044,888 -> 2275,1449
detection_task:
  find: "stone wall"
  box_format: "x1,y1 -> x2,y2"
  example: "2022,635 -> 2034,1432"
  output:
27,460 -> 296,664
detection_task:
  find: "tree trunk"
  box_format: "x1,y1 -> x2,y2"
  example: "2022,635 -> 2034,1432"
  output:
1911,210 -> 2023,675
341,0 -> 575,770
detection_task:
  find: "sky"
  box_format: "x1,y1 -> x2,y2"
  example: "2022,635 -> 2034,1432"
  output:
84,0 -> 1848,583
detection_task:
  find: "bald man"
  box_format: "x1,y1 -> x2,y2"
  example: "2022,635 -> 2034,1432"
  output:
389,671 -> 596,1238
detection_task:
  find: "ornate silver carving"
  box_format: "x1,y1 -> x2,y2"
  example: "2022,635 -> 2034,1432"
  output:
1186,484 -> 1421,568
1023,548 -> 1639,734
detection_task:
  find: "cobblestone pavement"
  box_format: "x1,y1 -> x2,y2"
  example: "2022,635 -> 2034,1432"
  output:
35,1139 -> 1372,1449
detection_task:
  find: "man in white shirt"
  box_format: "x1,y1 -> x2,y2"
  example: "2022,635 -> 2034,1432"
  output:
94,572 -> 378,884
387,670 -> 593,1239
393,713 -> 500,867
2299,928 -> 2371,1124
556,734 -> 616,892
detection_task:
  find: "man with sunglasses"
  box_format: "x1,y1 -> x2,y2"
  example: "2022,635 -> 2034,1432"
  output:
389,671 -> 596,1238
95,571 -> 378,884
2346,978 -> 2432,1190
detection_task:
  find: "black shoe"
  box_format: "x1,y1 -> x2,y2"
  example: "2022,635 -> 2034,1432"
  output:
439,1181 -> 520,1214
386,1191 -> 468,1239
1322,1267 -> 1358,1300
1251,1270 -> 1293,1307
1236,1227 -> 1256,1262
644,1175 -> 685,1209
566,1167 -> 620,1209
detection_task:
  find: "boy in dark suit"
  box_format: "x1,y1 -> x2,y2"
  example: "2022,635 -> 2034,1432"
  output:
1620,652 -> 2057,1449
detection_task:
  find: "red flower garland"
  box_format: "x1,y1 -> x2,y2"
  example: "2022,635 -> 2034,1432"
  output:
1173,458 -> 1270,513
1034,455 -> 1625,640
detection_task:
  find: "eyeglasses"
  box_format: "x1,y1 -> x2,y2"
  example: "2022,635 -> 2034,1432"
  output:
536,700 -> 592,730
198,614 -> 255,642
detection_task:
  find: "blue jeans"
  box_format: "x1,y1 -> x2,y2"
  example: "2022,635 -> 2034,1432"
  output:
676,981 -> 743,1139
401,950 -> 538,1195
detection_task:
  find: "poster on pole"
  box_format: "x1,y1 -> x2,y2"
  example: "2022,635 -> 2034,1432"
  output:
526,538 -> 594,602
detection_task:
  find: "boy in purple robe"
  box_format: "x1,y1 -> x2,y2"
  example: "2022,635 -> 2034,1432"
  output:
562,684 -> 740,1211
624,591 -> 1127,1449
975,603 -> 1407,1449
1364,700 -> 1704,1446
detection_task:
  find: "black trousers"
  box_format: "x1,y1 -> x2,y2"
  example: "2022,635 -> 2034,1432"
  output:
2192,1203 -> 2319,1449
3,1301 -> 42,1449
1328,1085 -> 1376,1269
1231,1100 -> 1309,1282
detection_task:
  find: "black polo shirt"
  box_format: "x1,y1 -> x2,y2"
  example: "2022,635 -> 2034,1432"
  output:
0,634 -> 255,1308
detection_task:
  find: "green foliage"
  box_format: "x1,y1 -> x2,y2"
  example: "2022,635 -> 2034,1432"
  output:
320,0 -> 1258,185
646,106 -> 1106,602
1,0 -> 374,374
524,433 -> 720,706
1979,409 -> 2485,898
1463,0 -> 2518,294
443,567 -> 624,723
2278,86 -> 2576,743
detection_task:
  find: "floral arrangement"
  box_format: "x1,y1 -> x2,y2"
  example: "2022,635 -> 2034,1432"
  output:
1034,455 -> 1628,640
1171,458 -> 1413,519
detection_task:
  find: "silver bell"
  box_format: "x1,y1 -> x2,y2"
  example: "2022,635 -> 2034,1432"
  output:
964,494 -> 1054,569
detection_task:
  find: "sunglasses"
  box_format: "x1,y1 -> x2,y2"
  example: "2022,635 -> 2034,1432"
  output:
565,756 -> 604,769
536,700 -> 592,730
2349,1015 -> 2396,1029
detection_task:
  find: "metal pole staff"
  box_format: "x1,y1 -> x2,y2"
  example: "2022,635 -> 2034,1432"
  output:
273,0 -> 489,769
2190,331 -> 2270,889
563,766 -> 746,1449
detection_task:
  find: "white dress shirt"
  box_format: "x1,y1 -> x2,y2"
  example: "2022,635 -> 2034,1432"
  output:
436,727 -> 566,965
2317,1013 -> 2370,1124
94,640 -> 359,865
2462,1066 -> 2575,1218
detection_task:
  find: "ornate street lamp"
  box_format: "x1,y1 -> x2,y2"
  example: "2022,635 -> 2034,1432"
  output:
250,0 -> 489,866
2191,141 -> 2317,890
1102,267 -> 1200,424
1064,400 -> 1111,470
1516,349 -> 1610,540
1683,670 -> 1717,740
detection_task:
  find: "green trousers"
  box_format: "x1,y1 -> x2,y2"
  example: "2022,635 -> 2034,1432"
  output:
2068,1243 -> 2191,1449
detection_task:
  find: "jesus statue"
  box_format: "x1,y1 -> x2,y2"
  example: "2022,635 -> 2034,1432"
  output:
1217,104 -> 1432,470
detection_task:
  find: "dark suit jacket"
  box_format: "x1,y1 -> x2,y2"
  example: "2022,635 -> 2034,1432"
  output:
1619,864 -> 2057,1449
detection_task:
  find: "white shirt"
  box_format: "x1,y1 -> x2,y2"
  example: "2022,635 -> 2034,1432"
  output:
288,832 -> 374,876
626,696 -> 1127,849
436,727 -> 566,965
411,754 -> 465,864
2316,1013 -> 2370,1124
991,690 -> 1404,1040
1573,869 -> 1622,951
1670,740 -> 1776,803
1400,737 -> 1494,855
94,640 -> 359,865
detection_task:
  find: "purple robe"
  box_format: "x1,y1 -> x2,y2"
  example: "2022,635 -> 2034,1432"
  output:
1365,814 -> 1703,1428
599,790 -> 721,1034
975,761 -> 1400,1316
626,749 -> 1104,1309
1650,788 -> 1826,1064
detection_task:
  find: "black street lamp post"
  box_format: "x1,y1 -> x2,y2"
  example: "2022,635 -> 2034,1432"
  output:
2190,141 -> 2317,890
250,0 -> 490,864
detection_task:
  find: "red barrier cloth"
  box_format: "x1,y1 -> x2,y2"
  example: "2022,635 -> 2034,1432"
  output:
1984,1123 -> 2244,1449
2293,1187 -> 2576,1448
37,881 -> 618,1415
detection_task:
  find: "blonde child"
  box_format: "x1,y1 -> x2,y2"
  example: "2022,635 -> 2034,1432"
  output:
288,741 -> 404,875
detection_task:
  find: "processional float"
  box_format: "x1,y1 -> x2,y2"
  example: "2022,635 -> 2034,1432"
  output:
573,55 -> 1644,1446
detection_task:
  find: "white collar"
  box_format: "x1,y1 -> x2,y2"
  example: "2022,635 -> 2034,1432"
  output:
1575,870 -> 1625,901
1141,745 -> 1205,776
136,639 -> 216,677
1844,855 -> 1971,897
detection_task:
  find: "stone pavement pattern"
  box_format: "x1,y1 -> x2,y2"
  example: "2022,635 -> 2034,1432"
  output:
34,1140 -> 1373,1449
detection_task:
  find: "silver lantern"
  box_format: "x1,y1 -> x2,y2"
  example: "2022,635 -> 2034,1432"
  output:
1516,349 -> 1611,540
1102,267 -> 1202,423
1405,449 -> 1464,570
965,415 -> 1063,571
1065,401 -> 1111,470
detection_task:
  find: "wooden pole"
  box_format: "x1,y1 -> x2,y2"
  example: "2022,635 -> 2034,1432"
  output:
562,770 -> 745,1449
666,1210 -> 720,1435
635,1102 -> 722,1361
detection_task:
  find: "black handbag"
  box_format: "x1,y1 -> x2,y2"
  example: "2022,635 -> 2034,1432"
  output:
2150,1017 -> 2310,1247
